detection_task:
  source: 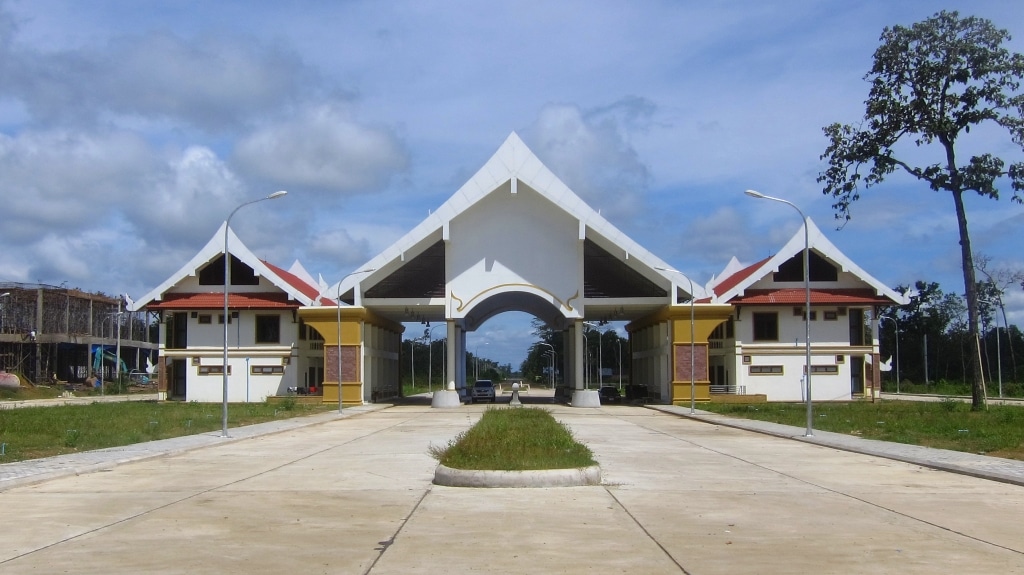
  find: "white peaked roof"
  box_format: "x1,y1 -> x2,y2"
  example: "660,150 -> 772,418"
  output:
287,260 -> 318,288
321,131 -> 704,304
133,222 -> 319,309
708,217 -> 909,305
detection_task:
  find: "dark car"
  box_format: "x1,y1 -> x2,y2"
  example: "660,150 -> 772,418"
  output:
471,379 -> 496,403
598,386 -> 621,404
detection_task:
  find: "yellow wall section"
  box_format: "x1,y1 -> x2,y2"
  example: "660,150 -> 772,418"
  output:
666,304 -> 733,404
297,306 -> 404,406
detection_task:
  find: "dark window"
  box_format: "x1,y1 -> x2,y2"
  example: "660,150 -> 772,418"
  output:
256,315 -> 280,344
752,313 -> 778,341
298,319 -> 307,340
198,315 -> 212,324
169,312 -> 187,348
773,251 -> 838,282
198,255 -> 260,286
250,365 -> 285,375
198,365 -> 231,375
849,308 -> 865,346
749,365 -> 783,374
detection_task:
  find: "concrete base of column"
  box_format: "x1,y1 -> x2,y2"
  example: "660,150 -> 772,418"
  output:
571,389 -> 600,408
431,390 -> 462,408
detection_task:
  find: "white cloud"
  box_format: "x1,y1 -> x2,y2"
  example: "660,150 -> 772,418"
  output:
1,19 -> 312,131
0,128 -> 153,237
523,102 -> 652,223
233,104 -> 409,193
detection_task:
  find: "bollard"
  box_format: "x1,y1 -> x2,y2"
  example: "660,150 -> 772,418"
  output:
509,381 -> 522,407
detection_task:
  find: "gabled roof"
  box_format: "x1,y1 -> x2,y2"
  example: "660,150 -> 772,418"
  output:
320,131 -> 703,305
708,217 -> 908,306
132,223 -> 320,310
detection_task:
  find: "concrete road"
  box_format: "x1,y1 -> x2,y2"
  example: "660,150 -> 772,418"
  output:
2,404 -> 1023,574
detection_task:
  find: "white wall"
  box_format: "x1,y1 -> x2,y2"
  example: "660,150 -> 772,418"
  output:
447,181 -> 579,317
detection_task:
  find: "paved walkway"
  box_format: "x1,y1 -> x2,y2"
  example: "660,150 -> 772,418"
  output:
2,402 -> 1023,573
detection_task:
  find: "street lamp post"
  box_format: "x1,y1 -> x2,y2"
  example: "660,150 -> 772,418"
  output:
879,316 -> 900,394
581,330 -> 590,389
745,189 -> 813,437
584,322 -> 604,387
655,267 -> 696,415
336,268 -> 375,414
222,190 -> 287,437
616,338 -> 622,390
537,342 -> 555,389
426,324 -> 444,393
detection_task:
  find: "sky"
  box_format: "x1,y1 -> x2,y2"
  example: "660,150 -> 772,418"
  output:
1,0 -> 1022,369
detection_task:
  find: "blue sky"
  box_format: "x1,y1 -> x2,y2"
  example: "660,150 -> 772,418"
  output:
1,1 -> 1022,368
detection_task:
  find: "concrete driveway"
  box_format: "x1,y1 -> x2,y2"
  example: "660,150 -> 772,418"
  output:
1,403 -> 1022,574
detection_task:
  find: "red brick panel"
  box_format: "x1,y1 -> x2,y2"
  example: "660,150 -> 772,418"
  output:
674,343 -> 708,381
325,346 -> 360,382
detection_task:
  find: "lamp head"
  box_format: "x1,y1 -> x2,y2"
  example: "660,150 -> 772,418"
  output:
268,190 -> 288,200
744,189 -> 765,199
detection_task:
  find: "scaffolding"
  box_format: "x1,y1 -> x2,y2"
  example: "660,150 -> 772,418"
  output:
0,282 -> 159,385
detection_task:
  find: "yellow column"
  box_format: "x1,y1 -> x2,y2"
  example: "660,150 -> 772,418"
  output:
667,304 -> 733,405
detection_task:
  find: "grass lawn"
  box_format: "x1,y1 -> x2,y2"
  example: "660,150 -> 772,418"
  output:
0,399 -> 334,463
431,407 -> 596,471
702,399 -> 1024,461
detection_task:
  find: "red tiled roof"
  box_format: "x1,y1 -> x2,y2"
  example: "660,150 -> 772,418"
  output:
145,292 -> 298,310
261,261 -> 316,299
728,288 -> 894,305
712,256 -> 771,297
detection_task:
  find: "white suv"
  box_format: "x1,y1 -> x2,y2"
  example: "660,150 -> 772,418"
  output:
471,380 -> 496,403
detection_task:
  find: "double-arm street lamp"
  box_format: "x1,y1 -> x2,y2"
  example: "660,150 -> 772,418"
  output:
744,189 -> 813,437
536,342 -> 555,389
222,190 -> 288,438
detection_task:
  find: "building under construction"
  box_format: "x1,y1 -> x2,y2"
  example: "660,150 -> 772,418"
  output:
0,282 -> 159,385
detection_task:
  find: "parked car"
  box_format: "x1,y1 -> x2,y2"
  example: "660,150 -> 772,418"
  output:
471,379 -> 496,403
598,386 -> 621,404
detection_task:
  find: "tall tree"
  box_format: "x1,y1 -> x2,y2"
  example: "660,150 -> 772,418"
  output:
818,11 -> 1024,409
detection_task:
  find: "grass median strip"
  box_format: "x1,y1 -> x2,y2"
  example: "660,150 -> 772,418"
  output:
702,400 -> 1024,461
430,407 -> 596,471
0,399 -> 334,462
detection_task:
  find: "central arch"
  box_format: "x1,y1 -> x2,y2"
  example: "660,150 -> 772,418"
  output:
298,133 -> 732,407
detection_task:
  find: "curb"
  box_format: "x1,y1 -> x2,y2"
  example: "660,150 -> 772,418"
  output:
433,464 -> 601,488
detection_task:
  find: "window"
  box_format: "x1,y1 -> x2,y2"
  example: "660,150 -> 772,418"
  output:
810,365 -> 839,374
256,315 -> 280,344
794,307 -> 817,320
198,365 -> 231,375
849,308 -> 866,346
824,311 -> 838,321
198,314 -> 212,324
749,365 -> 783,375
752,312 -> 778,341
250,365 -> 285,375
